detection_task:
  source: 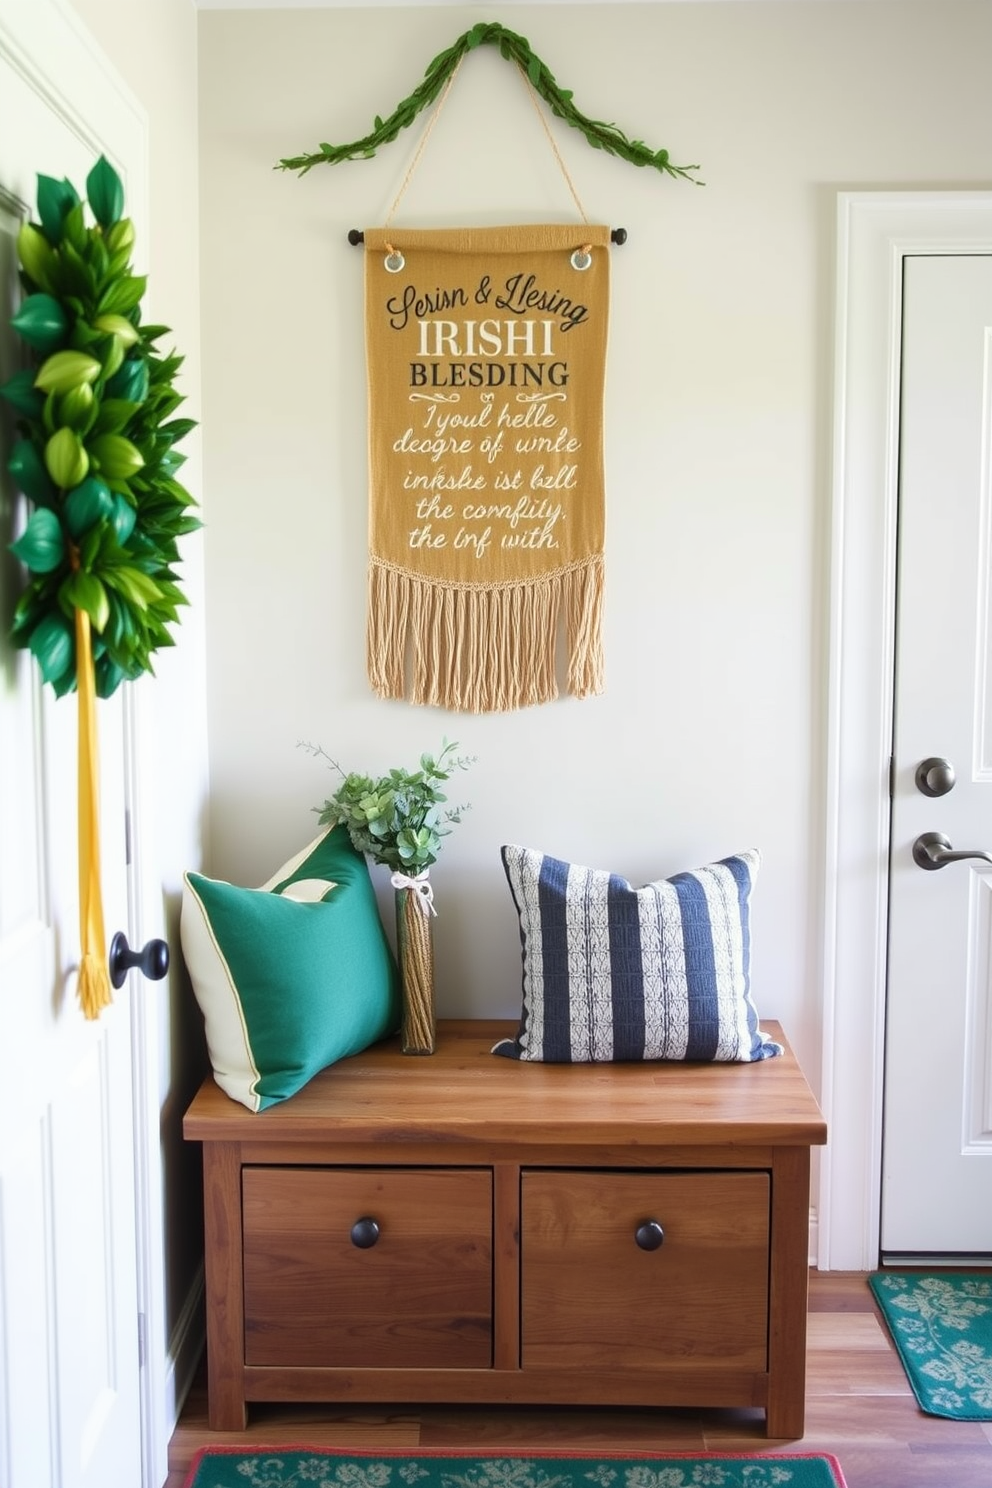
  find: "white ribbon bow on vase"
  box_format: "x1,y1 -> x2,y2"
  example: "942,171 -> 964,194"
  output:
390,870 -> 437,916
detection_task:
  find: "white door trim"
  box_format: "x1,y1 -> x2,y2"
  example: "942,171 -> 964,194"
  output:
820,191 -> 992,1270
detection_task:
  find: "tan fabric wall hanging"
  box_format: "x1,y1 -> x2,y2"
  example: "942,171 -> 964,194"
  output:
364,222 -> 610,713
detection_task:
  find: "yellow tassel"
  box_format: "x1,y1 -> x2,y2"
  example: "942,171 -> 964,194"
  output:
75,607 -> 111,1020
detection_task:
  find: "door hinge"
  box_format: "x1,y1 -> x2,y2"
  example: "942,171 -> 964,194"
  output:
888,755 -> 896,798
137,1310 -> 146,1369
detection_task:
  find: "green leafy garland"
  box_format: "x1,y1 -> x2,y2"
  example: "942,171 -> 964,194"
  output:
278,21 -> 701,184
2,155 -> 199,698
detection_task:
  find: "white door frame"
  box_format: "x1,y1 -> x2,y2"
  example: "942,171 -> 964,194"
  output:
819,190 -> 992,1271
0,2 -> 165,1481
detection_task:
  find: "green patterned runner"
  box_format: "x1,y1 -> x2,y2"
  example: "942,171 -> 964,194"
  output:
869,1271 -> 992,1419
184,1450 -> 847,1488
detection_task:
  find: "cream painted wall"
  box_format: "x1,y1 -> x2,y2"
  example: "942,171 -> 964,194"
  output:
21,0 -> 988,1450
197,0 -> 992,1095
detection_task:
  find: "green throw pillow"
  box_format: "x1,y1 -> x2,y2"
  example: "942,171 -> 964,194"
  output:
181,825 -> 400,1111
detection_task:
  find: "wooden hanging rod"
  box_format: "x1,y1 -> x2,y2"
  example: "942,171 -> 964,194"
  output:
347,228 -> 627,246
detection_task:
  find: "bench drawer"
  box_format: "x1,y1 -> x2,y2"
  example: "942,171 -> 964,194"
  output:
521,1169 -> 770,1370
243,1166 -> 493,1368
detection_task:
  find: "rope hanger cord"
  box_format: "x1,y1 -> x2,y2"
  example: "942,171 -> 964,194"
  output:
276,20 -> 702,186
383,52 -> 466,227
363,52 -> 613,250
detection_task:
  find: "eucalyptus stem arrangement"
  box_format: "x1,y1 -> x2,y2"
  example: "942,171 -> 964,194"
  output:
302,739 -> 474,1055
278,21 -> 701,185
304,737 -> 474,876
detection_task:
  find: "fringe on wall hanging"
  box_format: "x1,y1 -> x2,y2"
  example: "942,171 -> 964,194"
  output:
364,223 -> 610,713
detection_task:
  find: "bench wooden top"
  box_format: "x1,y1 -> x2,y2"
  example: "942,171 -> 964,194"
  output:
183,1019 -> 826,1151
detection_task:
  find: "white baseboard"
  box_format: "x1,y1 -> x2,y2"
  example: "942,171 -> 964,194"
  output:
164,1263 -> 205,1437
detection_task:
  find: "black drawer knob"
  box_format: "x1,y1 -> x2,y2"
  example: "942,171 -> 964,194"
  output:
635,1219 -> 665,1251
350,1216 -> 380,1249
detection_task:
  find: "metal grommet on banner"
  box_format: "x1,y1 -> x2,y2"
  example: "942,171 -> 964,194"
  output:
571,245 -> 593,271
384,245 -> 405,273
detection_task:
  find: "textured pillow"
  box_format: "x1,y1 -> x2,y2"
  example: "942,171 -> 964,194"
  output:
181,825 -> 400,1111
494,844 -> 781,1064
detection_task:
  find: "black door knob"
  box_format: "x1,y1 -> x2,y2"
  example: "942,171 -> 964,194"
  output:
108,930 -> 170,989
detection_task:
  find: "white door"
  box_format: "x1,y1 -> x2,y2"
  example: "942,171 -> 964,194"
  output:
882,253 -> 992,1258
0,7 -> 144,1486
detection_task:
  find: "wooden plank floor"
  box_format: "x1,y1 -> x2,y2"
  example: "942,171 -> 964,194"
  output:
166,1272 -> 992,1488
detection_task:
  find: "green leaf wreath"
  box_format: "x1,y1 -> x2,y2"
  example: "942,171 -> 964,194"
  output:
278,21 -> 701,184
3,155 -> 200,698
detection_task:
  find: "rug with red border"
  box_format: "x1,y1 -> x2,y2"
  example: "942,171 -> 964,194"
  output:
182,1446 -> 848,1488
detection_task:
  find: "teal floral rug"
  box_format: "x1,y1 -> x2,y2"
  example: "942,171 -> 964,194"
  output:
183,1450 -> 847,1488
869,1271 -> 992,1419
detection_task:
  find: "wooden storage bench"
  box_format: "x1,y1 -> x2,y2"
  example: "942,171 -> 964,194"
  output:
183,1018 -> 826,1437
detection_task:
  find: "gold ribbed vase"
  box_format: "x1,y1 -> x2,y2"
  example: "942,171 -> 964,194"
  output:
395,886 -> 436,1054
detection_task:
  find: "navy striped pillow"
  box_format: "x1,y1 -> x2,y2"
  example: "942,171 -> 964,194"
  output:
494,845 -> 781,1063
